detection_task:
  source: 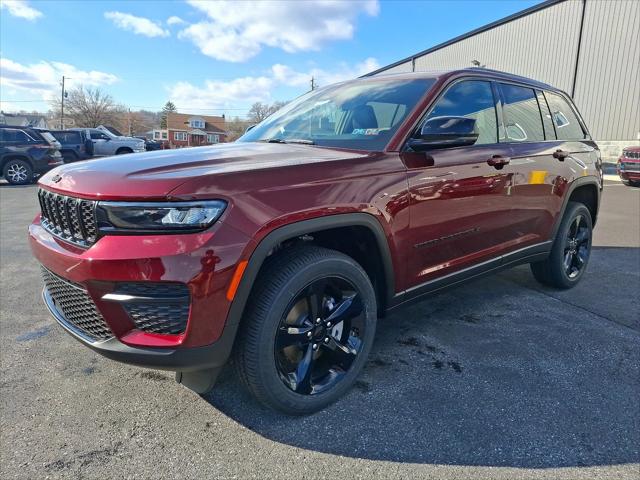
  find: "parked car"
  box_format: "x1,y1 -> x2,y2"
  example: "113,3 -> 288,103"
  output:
135,136 -> 163,151
30,69 -> 602,414
1,126 -> 63,185
48,130 -> 94,163
68,127 -> 145,156
617,146 -> 640,186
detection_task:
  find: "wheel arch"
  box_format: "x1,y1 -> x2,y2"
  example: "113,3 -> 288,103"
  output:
551,177 -> 600,239
226,213 -> 396,328
1,154 -> 33,171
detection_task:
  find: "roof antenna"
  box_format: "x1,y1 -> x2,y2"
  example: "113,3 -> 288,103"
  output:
471,59 -> 486,68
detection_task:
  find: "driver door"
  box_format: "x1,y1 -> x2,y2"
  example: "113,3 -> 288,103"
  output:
89,129 -> 110,156
404,79 -> 515,288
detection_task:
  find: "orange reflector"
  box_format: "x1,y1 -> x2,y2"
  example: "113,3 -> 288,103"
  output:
226,260 -> 248,301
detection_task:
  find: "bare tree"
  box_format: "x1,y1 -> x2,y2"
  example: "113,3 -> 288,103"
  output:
225,116 -> 252,141
50,86 -> 121,128
247,101 -> 287,123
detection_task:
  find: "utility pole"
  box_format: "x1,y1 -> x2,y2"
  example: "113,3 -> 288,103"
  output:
128,108 -> 132,136
310,76 -> 316,91
60,76 -> 65,129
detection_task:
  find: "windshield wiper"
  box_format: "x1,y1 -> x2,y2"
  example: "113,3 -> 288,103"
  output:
259,138 -> 315,145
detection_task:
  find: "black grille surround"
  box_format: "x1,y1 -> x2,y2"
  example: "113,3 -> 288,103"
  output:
41,267 -> 114,342
38,189 -> 98,247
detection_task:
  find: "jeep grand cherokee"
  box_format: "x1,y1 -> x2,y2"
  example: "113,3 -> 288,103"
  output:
30,68 -> 602,414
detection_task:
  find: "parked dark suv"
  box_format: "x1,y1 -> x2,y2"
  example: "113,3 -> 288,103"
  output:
1,126 -> 63,184
30,69 -> 602,414
49,130 -> 94,162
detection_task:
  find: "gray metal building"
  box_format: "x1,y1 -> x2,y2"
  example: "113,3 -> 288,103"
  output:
367,0 -> 639,160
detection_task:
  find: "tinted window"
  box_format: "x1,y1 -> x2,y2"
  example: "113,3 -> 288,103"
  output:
52,131 -> 81,144
426,80 -> 498,145
239,78 -> 435,151
545,92 -> 586,140
0,129 -> 31,143
500,84 -> 544,142
90,130 -> 109,140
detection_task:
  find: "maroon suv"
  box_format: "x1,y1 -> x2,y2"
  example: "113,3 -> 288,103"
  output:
30,69 -> 602,414
617,146 -> 640,186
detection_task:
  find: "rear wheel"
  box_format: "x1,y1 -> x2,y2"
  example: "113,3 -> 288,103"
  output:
62,151 -> 79,163
3,159 -> 33,185
235,245 -> 377,415
531,201 -> 592,289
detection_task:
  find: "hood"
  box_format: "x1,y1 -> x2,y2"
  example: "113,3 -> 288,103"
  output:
38,142 -> 368,200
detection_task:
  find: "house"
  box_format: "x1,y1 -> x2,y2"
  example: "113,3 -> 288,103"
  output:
152,112 -> 228,148
0,111 -> 50,129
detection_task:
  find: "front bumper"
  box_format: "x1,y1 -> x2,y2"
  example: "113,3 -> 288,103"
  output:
43,287 -> 237,371
30,215 -> 251,369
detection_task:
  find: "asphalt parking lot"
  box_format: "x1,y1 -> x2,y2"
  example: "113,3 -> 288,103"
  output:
1,179 -> 638,480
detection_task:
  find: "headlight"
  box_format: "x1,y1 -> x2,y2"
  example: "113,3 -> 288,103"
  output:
96,200 -> 227,233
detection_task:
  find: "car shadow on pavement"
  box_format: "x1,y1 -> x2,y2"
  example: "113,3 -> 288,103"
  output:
203,249 -> 640,468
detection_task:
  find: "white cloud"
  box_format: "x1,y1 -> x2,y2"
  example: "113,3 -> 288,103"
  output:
167,15 -> 185,26
0,57 -> 119,105
179,0 -> 379,62
168,58 -> 380,112
104,11 -> 169,38
0,0 -> 43,21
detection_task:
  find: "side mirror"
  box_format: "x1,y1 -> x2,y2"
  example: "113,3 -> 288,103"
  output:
412,116 -> 479,149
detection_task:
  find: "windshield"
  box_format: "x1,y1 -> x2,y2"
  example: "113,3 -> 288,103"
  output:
238,78 -> 435,151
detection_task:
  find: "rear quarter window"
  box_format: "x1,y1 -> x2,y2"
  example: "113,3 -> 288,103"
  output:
544,92 -> 587,140
52,131 -> 81,144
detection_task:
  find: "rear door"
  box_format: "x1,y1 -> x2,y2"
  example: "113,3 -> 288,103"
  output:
404,78 -> 515,287
494,82 -> 570,251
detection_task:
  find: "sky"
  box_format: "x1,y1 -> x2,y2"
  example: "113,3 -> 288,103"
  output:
0,0 -> 539,118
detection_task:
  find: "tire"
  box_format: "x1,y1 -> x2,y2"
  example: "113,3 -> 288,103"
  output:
3,159 -> 33,185
115,148 -> 133,155
530,201 -> 593,289
234,245 -> 377,415
62,151 -> 78,163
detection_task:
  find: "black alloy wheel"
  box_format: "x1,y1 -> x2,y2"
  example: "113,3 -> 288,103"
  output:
563,213 -> 590,279
235,245 -> 377,415
274,276 -> 366,395
531,201 -> 593,289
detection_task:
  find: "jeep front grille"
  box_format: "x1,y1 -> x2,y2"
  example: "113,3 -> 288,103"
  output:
38,189 -> 97,247
41,267 -> 114,341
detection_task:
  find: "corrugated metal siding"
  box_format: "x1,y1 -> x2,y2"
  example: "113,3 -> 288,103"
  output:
410,1 -> 582,93
379,60 -> 413,74
372,0 -> 639,141
573,0 -> 639,140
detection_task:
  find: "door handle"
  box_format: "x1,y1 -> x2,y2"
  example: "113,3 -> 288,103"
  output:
553,149 -> 570,161
487,155 -> 511,169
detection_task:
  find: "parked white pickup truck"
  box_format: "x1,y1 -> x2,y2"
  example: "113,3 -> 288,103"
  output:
68,126 -> 145,156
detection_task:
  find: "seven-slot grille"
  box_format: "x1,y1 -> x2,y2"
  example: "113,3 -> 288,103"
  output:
38,189 -> 97,247
41,267 -> 114,341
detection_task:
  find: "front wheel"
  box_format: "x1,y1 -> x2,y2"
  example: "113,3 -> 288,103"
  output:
3,159 -> 33,185
530,201 -> 593,289
235,245 -> 377,415
115,148 -> 133,155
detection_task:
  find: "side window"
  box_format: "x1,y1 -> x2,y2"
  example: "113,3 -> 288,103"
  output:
545,92 -> 586,140
426,80 -> 498,145
500,84 -> 545,142
90,130 -> 108,140
536,90 -> 556,140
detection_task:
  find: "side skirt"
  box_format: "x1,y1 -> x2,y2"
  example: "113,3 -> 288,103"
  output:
388,241 -> 552,311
